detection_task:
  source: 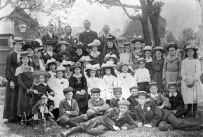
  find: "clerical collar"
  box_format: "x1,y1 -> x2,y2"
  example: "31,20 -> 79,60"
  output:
86,30 -> 91,32
36,83 -> 47,86
169,92 -> 177,97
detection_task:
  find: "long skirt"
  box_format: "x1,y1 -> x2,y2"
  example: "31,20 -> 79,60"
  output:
3,81 -> 19,120
165,71 -> 179,90
181,75 -> 203,104
153,72 -> 164,92
17,87 -> 32,116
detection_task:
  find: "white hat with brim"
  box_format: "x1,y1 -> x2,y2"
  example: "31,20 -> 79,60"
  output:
152,46 -> 166,54
78,56 -> 93,62
185,45 -> 199,50
32,70 -> 51,78
101,61 -> 116,69
143,46 -> 152,51
88,39 -> 101,47
56,66 -> 67,73
61,60 -> 73,67
85,64 -> 100,71
45,58 -> 60,68
12,37 -> 24,44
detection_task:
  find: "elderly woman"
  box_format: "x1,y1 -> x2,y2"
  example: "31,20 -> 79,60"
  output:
3,37 -> 23,122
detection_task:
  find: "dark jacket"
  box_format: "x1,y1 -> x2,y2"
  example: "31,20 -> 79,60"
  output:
42,52 -> 57,64
103,107 -> 136,130
135,101 -> 171,127
165,93 -> 184,110
56,51 -> 71,63
41,33 -> 58,52
127,95 -> 139,113
59,98 -> 79,119
79,30 -> 98,46
110,98 -> 125,108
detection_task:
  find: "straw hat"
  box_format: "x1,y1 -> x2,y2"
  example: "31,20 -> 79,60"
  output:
88,39 -> 101,47
78,56 -> 93,62
166,43 -> 178,50
101,61 -> 116,68
131,35 -> 144,43
57,41 -> 69,46
56,66 -> 67,72
12,37 -> 24,45
152,46 -> 165,54
185,44 -> 199,50
45,58 -> 60,68
143,46 -> 152,51
71,62 -> 82,69
32,70 -> 51,78
20,51 -> 30,58
104,53 -> 118,63
85,64 -> 100,71
61,60 -> 73,67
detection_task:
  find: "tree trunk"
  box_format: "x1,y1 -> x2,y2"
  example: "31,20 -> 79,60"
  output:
149,12 -> 161,46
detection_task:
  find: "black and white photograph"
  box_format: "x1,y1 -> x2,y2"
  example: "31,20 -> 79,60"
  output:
0,0 -> 203,137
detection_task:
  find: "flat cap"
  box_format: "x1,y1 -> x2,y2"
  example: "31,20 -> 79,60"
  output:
63,87 -> 73,94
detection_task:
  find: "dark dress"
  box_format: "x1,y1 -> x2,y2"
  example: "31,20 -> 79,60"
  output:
30,84 -> 53,114
103,48 -> 119,59
72,54 -> 83,63
152,59 -> 164,91
56,51 -> 71,63
69,75 -> 90,114
145,61 -> 153,79
89,52 -> 103,65
42,52 -> 57,64
61,35 -> 78,57
16,67 -> 33,116
3,51 -> 20,120
41,33 -> 58,52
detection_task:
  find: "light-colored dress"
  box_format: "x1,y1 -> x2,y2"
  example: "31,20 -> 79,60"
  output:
47,71 -> 56,90
102,75 -> 118,100
51,78 -> 69,108
117,73 -> 134,99
87,77 -> 105,99
134,68 -> 151,86
181,58 -> 203,104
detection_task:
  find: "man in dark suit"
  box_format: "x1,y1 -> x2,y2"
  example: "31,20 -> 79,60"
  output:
79,20 -> 98,55
99,25 -> 117,52
61,25 -> 78,57
60,100 -> 137,137
41,23 -> 58,52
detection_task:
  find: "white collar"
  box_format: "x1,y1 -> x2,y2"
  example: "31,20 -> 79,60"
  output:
73,73 -> 82,78
86,30 -> 91,32
47,51 -> 53,56
150,93 -> 159,98
90,51 -> 100,57
145,57 -> 152,62
169,92 -> 177,97
36,83 -> 47,86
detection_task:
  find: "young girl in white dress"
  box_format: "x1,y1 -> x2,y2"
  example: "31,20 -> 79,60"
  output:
117,63 -> 134,99
101,61 -> 118,104
85,64 -> 105,99
181,45 -> 203,117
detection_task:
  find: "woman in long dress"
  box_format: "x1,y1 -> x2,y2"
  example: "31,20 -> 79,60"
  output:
181,45 -> 203,117
3,38 -> 23,122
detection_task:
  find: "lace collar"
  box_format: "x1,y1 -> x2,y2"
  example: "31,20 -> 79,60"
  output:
90,51 -> 100,57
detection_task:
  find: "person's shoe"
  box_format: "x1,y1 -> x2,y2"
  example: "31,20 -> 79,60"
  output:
193,112 -> 198,118
60,131 -> 71,137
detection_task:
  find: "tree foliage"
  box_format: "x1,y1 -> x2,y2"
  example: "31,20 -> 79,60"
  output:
166,31 -> 176,43
179,28 -> 196,48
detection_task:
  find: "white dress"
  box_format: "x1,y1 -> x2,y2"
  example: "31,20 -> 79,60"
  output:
117,73 -> 134,99
47,71 -> 56,91
102,75 -> 118,100
181,58 -> 203,104
134,68 -> 151,86
87,77 -> 105,99
51,78 -> 69,108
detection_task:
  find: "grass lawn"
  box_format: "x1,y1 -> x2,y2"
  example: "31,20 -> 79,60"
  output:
0,87 -> 203,137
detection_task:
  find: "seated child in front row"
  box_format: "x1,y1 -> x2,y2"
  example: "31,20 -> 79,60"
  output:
127,86 -> 139,120
148,82 -> 171,109
60,100 -> 137,137
165,82 -> 187,118
134,91 -> 203,131
87,88 -> 109,119
59,87 -> 88,128
110,87 -> 125,108
31,70 -> 55,129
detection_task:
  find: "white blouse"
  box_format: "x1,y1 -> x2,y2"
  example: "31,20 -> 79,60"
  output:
134,68 -> 151,85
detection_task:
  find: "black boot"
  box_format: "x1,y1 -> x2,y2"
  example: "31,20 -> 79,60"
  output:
60,126 -> 82,137
186,104 -> 192,117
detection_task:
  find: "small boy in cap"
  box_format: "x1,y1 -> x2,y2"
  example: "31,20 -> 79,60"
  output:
60,100 -> 137,137
134,91 -> 203,131
134,58 -> 151,92
165,82 -> 187,118
87,88 -> 109,119
127,86 -> 139,120
59,87 -> 88,128
110,87 -> 125,108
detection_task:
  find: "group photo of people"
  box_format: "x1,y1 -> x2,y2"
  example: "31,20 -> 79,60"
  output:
2,18 -> 203,137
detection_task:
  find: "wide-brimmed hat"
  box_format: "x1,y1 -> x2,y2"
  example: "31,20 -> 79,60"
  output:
135,91 -> 150,98
32,70 -> 51,78
61,60 -> 73,67
152,46 -> 166,54
22,43 -> 33,51
124,42 -> 131,47
88,39 -> 101,47
116,61 -> 132,72
185,44 -> 199,51
131,35 -> 144,43
104,54 -> 118,63
78,56 -> 93,62
118,100 -> 130,106
12,37 -> 24,45
143,46 -> 152,52
85,64 -> 100,71
101,61 -> 116,69
57,41 -> 69,46
45,58 -> 60,68
118,44 -> 125,48
147,82 -> 160,90
137,58 -> 146,64
91,88 -> 101,93
20,51 -> 31,58
71,62 -> 82,69
166,43 -> 178,50
56,66 -> 67,73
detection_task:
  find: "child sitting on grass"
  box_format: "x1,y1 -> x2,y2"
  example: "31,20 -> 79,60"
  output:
87,88 -> 109,119
60,100 -> 137,137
